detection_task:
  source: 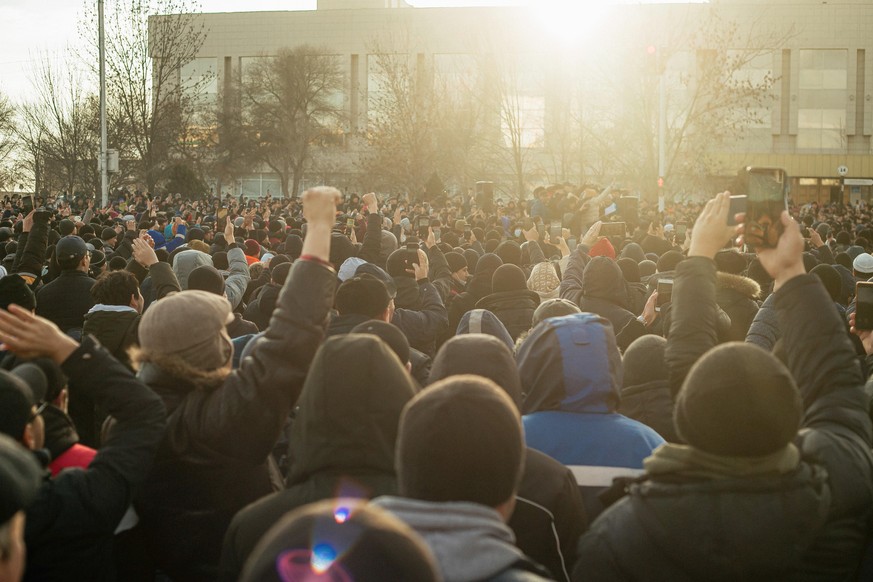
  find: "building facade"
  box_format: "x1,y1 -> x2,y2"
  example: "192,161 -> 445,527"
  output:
157,0 -> 873,203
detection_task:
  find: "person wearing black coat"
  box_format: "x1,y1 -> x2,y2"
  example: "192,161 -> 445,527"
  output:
0,307 -> 166,582
573,194 -> 873,581
133,188 -> 340,581
617,334 -> 678,442
219,334 -> 417,581
476,264 -> 540,341
35,236 -> 95,335
560,249 -> 635,334
428,334 -> 587,582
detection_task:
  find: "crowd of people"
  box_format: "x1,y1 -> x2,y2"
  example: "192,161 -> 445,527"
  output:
0,181 -> 872,581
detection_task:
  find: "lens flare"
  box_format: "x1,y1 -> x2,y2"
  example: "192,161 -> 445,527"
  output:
310,543 -> 337,575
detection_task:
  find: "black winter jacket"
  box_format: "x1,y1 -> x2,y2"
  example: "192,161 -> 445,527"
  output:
561,252 -> 635,333
573,258 -> 873,581
36,270 -> 95,333
135,259 -> 336,581
715,271 -> 761,342
476,289 -> 541,341
24,337 -> 166,581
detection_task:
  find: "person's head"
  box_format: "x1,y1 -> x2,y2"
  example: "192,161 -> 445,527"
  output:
444,252 -> 468,285
270,262 -> 292,286
187,265 -> 227,298
0,368 -> 46,451
335,275 -> 393,322
100,227 -> 117,246
675,342 -> 801,457
55,236 -> 90,272
90,270 -> 143,313
396,376 -> 524,521
531,298 -> 581,328
0,435 -> 41,582
351,320 -> 411,370
428,335 -> 522,407
0,276 -> 35,313
491,264 -> 528,294
239,499 -> 439,582
134,290 -> 234,386
852,253 -> 873,279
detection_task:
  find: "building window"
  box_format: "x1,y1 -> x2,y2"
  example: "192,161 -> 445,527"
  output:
797,49 -> 847,151
181,57 -> 218,108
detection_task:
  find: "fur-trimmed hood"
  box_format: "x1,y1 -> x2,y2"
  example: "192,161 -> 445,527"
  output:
717,271 -> 761,300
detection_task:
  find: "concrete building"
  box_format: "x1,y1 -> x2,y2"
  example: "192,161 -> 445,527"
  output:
157,0 -> 873,203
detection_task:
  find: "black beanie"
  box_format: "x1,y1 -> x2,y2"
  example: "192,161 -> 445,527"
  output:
675,342 -> 802,457
386,249 -> 415,278
657,250 -> 684,273
335,275 -> 391,318
491,264 -> 527,293
714,250 -> 747,275
531,298 -> 581,328
101,227 -> 117,241
495,241 -> 522,266
638,259 -> 657,278
810,264 -> 841,302
463,249 -> 479,273
835,252 -> 853,271
397,375 -> 524,507
0,275 -> 35,311
186,227 -> 205,242
802,252 -> 819,273
622,335 -> 668,388
485,239 -> 500,254
212,251 -> 229,270
329,232 -> 356,267
444,252 -> 467,274
476,253 -> 503,275
58,219 -> 76,236
617,257 -> 641,283
187,265 -> 226,297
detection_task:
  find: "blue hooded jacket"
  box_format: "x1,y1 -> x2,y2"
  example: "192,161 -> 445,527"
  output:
518,313 -> 664,517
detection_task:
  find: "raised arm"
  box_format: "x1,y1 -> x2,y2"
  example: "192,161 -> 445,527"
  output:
665,193 -> 737,398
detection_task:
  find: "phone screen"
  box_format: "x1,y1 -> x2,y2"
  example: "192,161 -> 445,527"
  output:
601,222 -> 626,238
536,224 -> 545,239
549,224 -> 562,240
856,283 -> 873,330
656,279 -> 673,311
347,217 -> 355,228
676,223 -> 687,237
743,168 -> 787,248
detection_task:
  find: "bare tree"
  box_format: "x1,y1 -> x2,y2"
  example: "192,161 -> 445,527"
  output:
236,45 -> 345,198
79,0 -> 208,192
0,93 -> 17,190
16,55 -> 99,196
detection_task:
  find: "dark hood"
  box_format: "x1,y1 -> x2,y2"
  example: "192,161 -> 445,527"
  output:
254,283 -> 281,318
517,312 -> 622,414
620,242 -> 646,263
627,463 -> 830,580
428,334 -> 522,407
582,257 -> 629,308
285,335 -> 416,487
82,309 -> 139,354
716,272 -> 761,302
455,309 -> 515,352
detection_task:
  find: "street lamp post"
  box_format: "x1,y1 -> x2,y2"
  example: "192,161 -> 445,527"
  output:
99,0 -> 108,208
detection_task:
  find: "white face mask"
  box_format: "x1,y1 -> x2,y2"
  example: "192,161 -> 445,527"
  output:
514,228 -> 522,238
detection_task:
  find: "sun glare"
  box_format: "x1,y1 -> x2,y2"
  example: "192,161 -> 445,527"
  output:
530,0 -> 611,47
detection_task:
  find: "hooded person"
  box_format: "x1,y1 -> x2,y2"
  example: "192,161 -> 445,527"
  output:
132,187 -> 340,581
563,255 -> 636,333
619,242 -> 646,263
714,249 -> 761,341
243,262 -> 292,332
518,313 -> 664,519
455,309 -> 515,352
236,499 -> 439,582
373,376 -> 552,582
574,195 -> 873,581
617,335 -> 679,443
475,264 -> 541,341
449,253 -> 504,333
188,264 -> 259,338
220,335 -> 418,581
427,335 -> 587,582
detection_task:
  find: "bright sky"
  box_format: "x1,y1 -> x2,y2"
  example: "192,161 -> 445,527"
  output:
0,0 -> 703,101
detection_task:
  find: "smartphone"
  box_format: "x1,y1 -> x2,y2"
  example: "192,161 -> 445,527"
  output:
739,167 -> 788,249
676,222 -> 688,237
656,279 -> 674,312
566,237 -> 577,250
536,224 -> 545,239
727,195 -> 747,227
346,217 -> 355,229
601,222 -> 626,238
217,208 -> 228,220
549,224 -> 562,241
418,216 -> 430,239
406,241 -> 420,265
433,227 -> 441,242
856,282 -> 873,330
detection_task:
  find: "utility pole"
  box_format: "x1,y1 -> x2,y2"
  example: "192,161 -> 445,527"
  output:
99,0 -> 108,208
